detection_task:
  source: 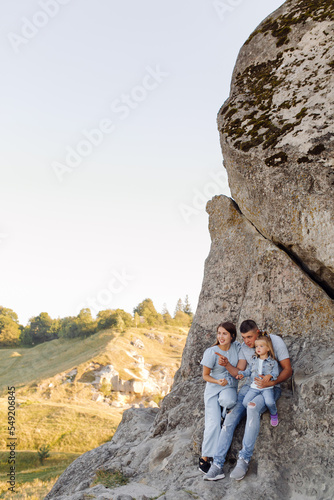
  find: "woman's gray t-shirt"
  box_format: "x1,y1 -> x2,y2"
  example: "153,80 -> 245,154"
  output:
201,341 -> 242,391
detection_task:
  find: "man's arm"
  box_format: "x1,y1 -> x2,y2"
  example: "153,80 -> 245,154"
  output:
255,358 -> 292,388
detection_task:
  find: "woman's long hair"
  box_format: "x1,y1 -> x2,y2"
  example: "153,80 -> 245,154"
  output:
212,322 -> 237,346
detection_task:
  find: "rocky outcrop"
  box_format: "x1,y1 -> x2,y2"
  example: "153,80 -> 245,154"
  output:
46,2 -> 334,499
45,195 -> 334,500
218,0 -> 334,296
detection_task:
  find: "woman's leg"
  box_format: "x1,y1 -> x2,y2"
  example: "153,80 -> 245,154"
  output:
202,393 -> 223,458
218,387 -> 237,411
213,384 -> 248,468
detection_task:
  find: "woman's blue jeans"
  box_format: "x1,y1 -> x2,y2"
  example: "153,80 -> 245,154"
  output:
213,384 -> 281,466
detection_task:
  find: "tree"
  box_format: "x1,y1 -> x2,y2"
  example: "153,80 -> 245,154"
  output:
97,309 -> 133,331
174,310 -> 192,327
174,298 -> 184,317
37,444 -> 50,465
97,309 -> 117,330
0,307 -> 19,323
183,295 -> 193,316
59,309 -> 97,339
21,312 -> 59,345
134,299 -> 162,326
161,303 -> 172,324
76,308 -> 97,337
0,316 -> 21,347
134,312 -> 140,328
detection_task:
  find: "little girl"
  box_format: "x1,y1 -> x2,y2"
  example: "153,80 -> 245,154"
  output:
236,333 -> 279,426
199,322 -> 243,474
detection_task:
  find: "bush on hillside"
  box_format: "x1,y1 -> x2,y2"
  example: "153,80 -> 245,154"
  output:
97,309 -> 133,331
0,308 -> 22,347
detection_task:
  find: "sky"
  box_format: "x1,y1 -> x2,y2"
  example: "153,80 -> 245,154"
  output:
0,0 -> 285,326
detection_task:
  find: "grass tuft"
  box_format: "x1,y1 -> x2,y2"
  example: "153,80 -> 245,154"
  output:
91,469 -> 128,489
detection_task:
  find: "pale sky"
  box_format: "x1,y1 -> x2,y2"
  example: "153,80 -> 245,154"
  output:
0,0 -> 284,325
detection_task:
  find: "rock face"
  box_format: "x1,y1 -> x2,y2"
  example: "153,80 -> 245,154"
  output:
218,0 -> 334,296
46,2 -> 334,499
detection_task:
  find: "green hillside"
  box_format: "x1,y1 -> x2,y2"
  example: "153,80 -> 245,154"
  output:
0,326 -> 187,499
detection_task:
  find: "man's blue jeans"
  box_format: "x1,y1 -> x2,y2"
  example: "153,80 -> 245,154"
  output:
213,384 -> 281,467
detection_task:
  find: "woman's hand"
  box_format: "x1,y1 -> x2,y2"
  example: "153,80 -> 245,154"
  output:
217,378 -> 228,386
235,374 -> 244,380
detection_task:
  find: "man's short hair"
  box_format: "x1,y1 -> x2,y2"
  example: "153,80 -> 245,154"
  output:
240,319 -> 258,333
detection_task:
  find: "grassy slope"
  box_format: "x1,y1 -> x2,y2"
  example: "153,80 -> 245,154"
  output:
0,451 -> 80,499
0,326 -> 187,498
0,326 -> 186,392
0,331 -> 115,391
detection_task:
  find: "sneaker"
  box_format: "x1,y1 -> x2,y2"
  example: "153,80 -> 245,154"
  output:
270,413 -> 279,427
199,457 -> 212,474
230,458 -> 249,480
203,463 -> 225,481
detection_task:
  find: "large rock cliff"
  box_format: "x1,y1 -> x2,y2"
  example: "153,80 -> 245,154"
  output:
218,0 -> 334,296
46,1 -> 334,499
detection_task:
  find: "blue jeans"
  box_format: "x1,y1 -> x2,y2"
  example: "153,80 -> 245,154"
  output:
243,387 -> 277,416
213,384 -> 281,466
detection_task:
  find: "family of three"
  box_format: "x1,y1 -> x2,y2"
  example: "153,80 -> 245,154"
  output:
199,319 -> 292,481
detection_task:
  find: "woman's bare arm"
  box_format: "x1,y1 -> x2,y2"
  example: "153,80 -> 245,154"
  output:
203,366 -> 228,386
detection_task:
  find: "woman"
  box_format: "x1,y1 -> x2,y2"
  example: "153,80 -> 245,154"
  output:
199,321 -> 244,475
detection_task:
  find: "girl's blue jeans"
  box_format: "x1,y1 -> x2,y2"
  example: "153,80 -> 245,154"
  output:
243,387 -> 277,416
213,384 -> 281,466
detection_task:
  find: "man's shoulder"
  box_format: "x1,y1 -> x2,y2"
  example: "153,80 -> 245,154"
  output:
269,333 -> 287,346
240,342 -> 254,362
269,334 -> 290,360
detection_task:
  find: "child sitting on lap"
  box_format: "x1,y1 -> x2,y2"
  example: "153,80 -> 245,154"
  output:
236,333 -> 279,426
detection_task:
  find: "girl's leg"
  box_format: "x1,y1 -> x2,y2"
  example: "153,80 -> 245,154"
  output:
202,393 -> 223,457
262,389 -> 277,415
242,388 -> 260,409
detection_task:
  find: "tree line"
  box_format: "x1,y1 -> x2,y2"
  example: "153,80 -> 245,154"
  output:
0,297 -> 193,347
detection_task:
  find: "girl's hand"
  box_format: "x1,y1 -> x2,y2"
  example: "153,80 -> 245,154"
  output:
236,374 -> 244,380
218,378 -> 228,386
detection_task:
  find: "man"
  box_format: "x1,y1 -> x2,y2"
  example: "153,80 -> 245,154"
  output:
204,319 -> 292,481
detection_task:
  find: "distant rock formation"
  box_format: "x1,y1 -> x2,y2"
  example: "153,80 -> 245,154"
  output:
46,1 -> 334,499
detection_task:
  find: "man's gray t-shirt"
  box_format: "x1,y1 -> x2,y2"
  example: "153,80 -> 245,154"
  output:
239,334 -> 289,387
